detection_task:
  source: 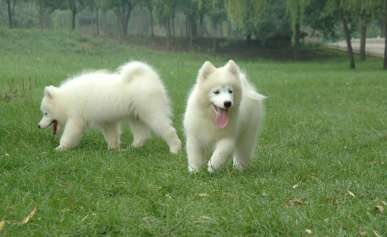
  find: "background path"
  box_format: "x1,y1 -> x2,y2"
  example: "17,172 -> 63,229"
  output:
328,38 -> 385,58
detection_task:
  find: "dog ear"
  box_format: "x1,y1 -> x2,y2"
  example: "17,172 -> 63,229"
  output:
226,60 -> 240,76
198,61 -> 216,81
44,86 -> 56,99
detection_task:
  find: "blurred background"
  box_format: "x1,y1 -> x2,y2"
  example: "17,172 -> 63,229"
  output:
1,0 -> 386,69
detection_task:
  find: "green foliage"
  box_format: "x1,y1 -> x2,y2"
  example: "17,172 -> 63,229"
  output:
205,0 -> 227,26
303,0 -> 337,39
286,0 -> 311,46
0,0 -> 386,50
153,0 -> 178,25
34,0 -> 67,12
226,0 -> 267,35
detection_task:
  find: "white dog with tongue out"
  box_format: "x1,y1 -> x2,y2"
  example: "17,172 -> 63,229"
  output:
37,61 -> 182,154
183,60 -> 266,173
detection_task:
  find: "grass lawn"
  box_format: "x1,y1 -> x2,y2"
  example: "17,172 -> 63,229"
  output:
0,29 -> 386,236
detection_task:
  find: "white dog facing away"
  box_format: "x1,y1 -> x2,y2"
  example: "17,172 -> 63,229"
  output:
183,60 -> 266,173
38,61 -> 181,154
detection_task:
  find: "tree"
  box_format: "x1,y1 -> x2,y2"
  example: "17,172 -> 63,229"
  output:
226,0 -> 267,44
286,0 -> 311,50
303,0 -> 337,39
67,0 -> 94,31
5,0 -> 16,28
325,0 -> 358,69
142,0 -> 155,38
384,0 -> 387,69
68,0 -> 79,30
90,0 -> 108,35
357,1 -> 371,60
199,0 -> 227,51
110,0 -> 141,37
340,9 -> 356,69
226,0 -> 292,46
353,0 -> 382,61
35,0 -> 66,29
179,0 -> 201,49
154,0 -> 178,48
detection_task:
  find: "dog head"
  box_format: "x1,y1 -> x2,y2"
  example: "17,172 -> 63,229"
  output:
38,86 -> 62,134
196,60 -> 242,128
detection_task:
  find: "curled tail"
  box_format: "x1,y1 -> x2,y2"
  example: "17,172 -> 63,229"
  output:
118,61 -> 157,82
247,91 -> 267,101
239,72 -> 267,102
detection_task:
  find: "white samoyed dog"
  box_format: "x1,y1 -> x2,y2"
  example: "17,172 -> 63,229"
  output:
38,61 -> 181,154
183,60 -> 266,173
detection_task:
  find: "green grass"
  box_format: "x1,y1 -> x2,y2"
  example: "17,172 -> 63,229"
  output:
0,28 -> 386,236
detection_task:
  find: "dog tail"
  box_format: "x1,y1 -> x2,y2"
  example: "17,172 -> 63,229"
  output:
119,61 -> 156,82
247,90 -> 267,101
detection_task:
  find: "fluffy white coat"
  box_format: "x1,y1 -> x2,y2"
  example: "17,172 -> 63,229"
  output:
38,61 -> 181,153
183,60 -> 265,173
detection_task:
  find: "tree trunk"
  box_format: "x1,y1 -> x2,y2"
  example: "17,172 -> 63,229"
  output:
190,14 -> 197,39
199,13 -> 204,37
166,20 -> 171,49
294,15 -> 301,49
212,23 -> 218,52
189,16 -> 193,50
38,1 -> 44,28
246,33 -> 252,45
341,13 -> 356,69
6,0 -> 14,28
11,0 -> 16,15
96,8 -> 100,35
38,3 -> 51,29
71,9 -> 77,30
121,15 -> 128,36
117,1 -> 133,37
293,4 -> 301,49
384,0 -> 387,69
68,0 -> 77,30
171,14 -> 176,44
149,7 -> 154,38
360,15 -> 368,61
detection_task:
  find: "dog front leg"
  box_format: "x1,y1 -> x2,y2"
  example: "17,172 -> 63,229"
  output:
186,136 -> 206,173
208,138 -> 235,173
56,119 -> 85,151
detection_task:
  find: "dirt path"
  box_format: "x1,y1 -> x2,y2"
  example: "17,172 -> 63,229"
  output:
328,38 -> 385,58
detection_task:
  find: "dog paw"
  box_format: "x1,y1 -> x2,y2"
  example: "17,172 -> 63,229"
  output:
188,166 -> 199,174
131,140 -> 145,148
169,147 -> 180,154
207,161 -> 216,173
108,145 -> 120,150
169,140 -> 182,154
233,159 -> 245,171
55,145 -> 65,151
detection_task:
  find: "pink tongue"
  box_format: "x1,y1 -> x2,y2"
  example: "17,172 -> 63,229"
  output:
215,110 -> 229,128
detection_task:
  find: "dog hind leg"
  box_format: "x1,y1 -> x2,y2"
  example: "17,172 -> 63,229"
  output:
141,115 -> 181,154
128,118 -> 151,148
101,123 -> 121,150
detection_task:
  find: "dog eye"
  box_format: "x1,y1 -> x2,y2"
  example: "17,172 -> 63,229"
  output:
213,90 -> 220,95
228,89 -> 233,94
44,112 -> 48,116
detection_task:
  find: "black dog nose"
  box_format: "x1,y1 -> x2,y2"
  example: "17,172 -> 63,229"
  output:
38,124 -> 41,128
224,101 -> 232,108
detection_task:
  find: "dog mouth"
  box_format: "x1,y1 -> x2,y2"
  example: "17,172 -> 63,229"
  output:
212,104 -> 229,128
51,120 -> 59,135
